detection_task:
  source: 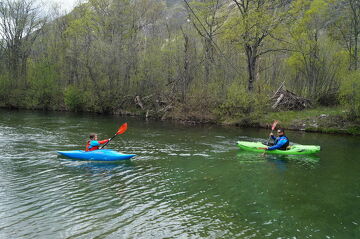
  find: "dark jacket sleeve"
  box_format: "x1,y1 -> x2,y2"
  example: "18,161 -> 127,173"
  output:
268,137 -> 288,150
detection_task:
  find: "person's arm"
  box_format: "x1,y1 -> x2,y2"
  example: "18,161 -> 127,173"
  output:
98,139 -> 110,144
271,135 -> 276,140
267,138 -> 288,150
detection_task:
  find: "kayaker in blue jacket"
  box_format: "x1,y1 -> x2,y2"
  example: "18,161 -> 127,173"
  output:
259,128 -> 290,151
85,133 -> 110,151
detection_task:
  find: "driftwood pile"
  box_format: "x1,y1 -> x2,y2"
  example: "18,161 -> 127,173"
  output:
135,95 -> 172,119
271,82 -> 311,111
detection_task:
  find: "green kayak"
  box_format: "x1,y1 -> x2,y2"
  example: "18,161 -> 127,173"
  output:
237,141 -> 320,155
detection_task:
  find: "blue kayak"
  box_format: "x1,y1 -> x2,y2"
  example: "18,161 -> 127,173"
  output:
57,149 -> 136,161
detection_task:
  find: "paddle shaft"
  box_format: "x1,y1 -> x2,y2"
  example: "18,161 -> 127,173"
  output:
266,121 -> 278,146
266,131 -> 274,146
100,134 -> 117,149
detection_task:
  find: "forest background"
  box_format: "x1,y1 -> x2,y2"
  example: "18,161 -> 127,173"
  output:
0,0 -> 359,134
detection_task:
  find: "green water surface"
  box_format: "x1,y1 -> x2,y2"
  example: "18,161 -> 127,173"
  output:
0,109 -> 359,238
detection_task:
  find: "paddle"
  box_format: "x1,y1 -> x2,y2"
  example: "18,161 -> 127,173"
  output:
100,123 -> 128,149
266,120 -> 279,146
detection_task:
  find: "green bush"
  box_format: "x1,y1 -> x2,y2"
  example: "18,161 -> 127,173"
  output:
339,70 -> 360,120
0,73 -> 27,107
27,60 -> 59,109
64,86 -> 85,112
0,73 -> 11,105
216,82 -> 253,118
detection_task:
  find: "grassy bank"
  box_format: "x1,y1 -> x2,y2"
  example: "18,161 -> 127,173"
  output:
225,106 -> 360,135
1,104 -> 359,135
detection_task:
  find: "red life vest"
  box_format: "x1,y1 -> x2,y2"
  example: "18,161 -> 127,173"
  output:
85,141 -> 94,151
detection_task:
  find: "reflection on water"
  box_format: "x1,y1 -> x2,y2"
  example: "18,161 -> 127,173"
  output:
59,159 -> 136,174
265,154 -> 320,168
236,151 -> 320,171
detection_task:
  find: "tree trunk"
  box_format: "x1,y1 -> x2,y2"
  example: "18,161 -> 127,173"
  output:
245,44 -> 257,92
353,31 -> 358,70
349,0 -> 359,70
182,31 -> 192,102
204,37 -> 214,83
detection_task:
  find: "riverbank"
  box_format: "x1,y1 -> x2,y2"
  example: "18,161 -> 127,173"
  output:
164,106 -> 360,135
1,105 -> 359,135
220,107 -> 360,135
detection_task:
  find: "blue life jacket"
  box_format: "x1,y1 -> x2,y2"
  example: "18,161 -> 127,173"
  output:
269,135 -> 290,151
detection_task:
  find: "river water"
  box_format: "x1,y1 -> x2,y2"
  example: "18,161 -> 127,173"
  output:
0,109 -> 359,238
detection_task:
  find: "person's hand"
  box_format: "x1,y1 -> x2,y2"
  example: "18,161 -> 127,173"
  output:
258,147 -> 268,150
269,132 -> 274,136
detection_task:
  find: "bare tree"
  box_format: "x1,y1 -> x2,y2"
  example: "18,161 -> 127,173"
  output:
185,0 -> 227,84
229,0 -> 291,92
331,0 -> 360,70
0,0 -> 47,86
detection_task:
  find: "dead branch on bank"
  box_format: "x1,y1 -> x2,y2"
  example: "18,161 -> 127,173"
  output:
271,82 -> 312,111
134,95 -> 172,119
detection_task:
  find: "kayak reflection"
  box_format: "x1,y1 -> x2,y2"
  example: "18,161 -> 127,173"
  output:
237,151 -> 320,170
60,159 -> 136,174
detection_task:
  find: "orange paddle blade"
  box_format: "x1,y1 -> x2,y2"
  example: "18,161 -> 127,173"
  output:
116,123 -> 128,135
271,120 -> 279,130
